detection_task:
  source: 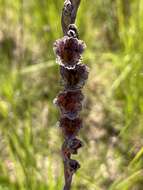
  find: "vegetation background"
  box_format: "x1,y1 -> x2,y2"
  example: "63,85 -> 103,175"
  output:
0,0 -> 143,189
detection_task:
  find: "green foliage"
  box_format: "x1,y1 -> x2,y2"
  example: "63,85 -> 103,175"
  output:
0,0 -> 143,189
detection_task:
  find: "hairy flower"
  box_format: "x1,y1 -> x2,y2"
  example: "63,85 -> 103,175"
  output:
60,64 -> 89,89
53,36 -> 86,69
55,90 -> 84,119
59,117 -> 82,138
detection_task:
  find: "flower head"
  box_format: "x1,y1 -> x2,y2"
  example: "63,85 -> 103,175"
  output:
59,117 -> 82,138
54,36 -> 86,69
67,138 -> 83,154
60,64 -> 89,89
62,138 -> 83,157
55,90 -> 84,119
68,159 -> 80,173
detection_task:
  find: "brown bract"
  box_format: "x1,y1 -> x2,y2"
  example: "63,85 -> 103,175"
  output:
54,36 -> 86,69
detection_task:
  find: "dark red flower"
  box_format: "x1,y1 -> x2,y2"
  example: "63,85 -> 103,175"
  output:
60,64 -> 89,89
64,159 -> 80,181
68,159 -> 80,173
53,36 -> 86,69
67,138 -> 83,154
59,117 -> 82,138
62,138 -> 83,157
55,90 -> 84,119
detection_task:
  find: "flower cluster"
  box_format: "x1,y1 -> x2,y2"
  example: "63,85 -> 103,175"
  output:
54,36 -> 86,69
54,25 -> 89,190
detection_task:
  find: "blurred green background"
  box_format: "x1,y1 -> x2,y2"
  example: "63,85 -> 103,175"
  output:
0,0 -> 143,189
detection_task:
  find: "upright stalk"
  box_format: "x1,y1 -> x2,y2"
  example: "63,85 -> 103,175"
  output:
53,1 -> 89,189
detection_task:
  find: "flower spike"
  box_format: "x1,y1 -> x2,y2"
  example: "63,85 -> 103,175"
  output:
53,0 -> 89,189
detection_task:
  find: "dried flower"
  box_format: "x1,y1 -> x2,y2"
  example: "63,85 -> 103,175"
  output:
60,64 -> 89,89
62,138 -> 83,160
55,90 -> 84,119
67,138 -> 83,154
68,159 -> 80,173
53,36 -> 86,69
60,117 -> 82,139
63,160 -> 80,190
